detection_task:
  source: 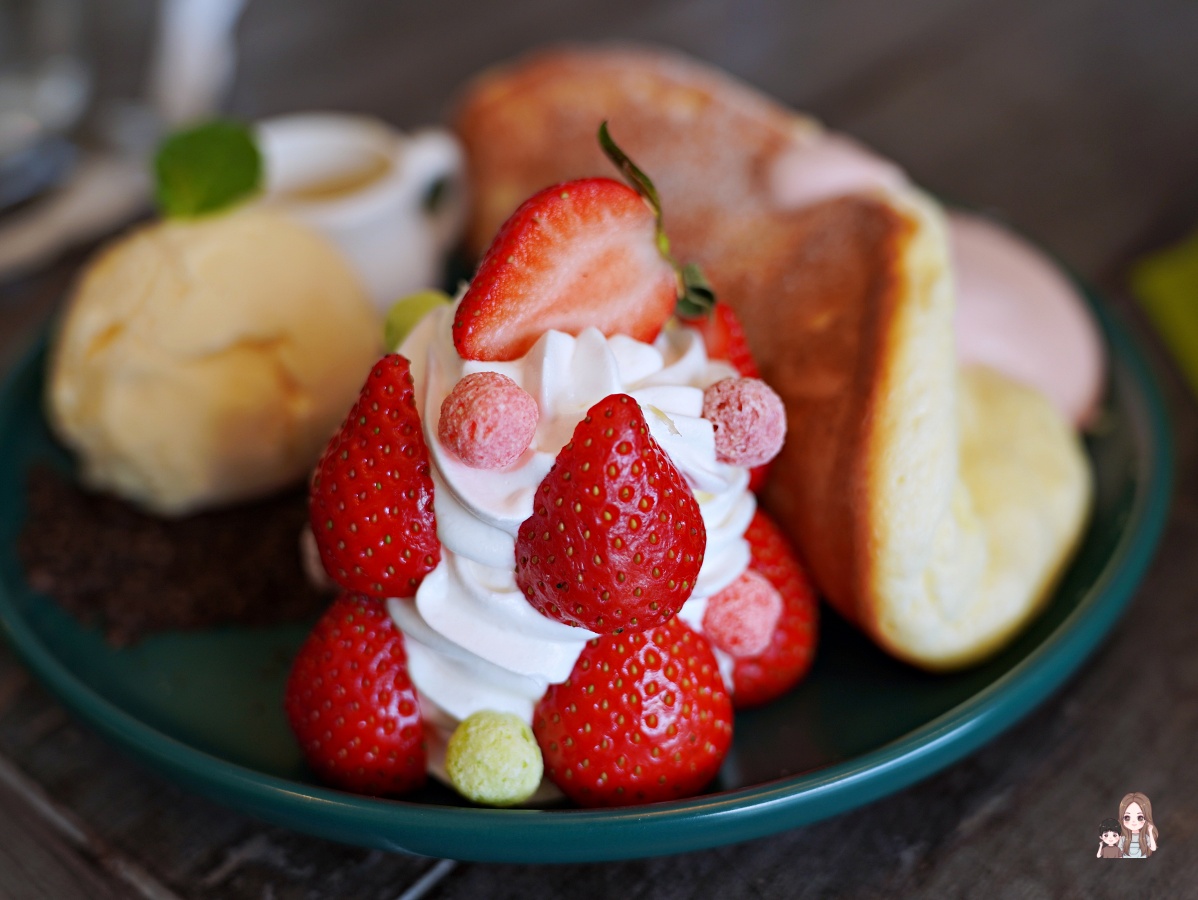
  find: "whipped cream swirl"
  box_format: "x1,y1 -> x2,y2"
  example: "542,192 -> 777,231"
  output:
388,304 -> 755,732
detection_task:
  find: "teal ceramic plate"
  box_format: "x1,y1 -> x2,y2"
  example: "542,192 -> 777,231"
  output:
0,288 -> 1171,864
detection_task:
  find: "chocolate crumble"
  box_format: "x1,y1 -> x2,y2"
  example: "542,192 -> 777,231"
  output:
18,466 -> 332,645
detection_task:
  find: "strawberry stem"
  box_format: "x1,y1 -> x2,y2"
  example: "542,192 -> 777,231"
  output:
598,121 -> 718,320
598,121 -> 663,228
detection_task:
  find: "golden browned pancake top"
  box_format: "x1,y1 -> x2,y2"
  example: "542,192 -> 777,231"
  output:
454,43 -> 815,261
750,197 -> 914,625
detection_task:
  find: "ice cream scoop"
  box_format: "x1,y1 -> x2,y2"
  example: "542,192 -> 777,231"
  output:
47,207 -> 382,515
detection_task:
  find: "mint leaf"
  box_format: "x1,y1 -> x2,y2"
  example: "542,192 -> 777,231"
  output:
154,120 -> 263,219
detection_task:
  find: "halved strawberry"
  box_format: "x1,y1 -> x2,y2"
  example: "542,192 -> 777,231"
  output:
515,393 -> 705,634
453,177 -> 677,361
309,354 -> 439,598
731,509 -> 819,709
533,616 -> 733,807
284,593 -> 426,796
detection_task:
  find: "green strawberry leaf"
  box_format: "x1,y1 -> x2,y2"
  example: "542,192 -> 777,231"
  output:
154,119 -> 263,219
677,264 -> 717,319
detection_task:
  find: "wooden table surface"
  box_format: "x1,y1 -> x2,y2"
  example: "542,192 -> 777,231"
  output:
2,1 -> 1197,896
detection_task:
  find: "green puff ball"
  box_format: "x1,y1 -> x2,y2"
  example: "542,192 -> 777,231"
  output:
384,289 -> 452,350
446,710 -> 543,807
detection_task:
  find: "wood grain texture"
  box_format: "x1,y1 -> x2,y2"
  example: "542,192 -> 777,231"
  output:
3,0 -> 1198,896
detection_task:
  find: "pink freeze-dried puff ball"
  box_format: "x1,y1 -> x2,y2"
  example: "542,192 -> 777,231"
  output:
439,372 -> 539,468
702,570 -> 784,657
702,377 -> 786,468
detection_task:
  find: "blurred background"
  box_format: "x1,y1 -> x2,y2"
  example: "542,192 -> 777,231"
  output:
70,0 -> 1198,273
5,0 -> 1192,371
1,1 -> 1197,897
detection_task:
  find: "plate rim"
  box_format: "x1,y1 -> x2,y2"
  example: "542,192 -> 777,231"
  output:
0,283 -> 1173,863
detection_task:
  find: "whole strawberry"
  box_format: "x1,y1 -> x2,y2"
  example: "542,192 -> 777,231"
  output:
309,354 -> 439,597
731,509 -> 819,708
687,301 -> 760,379
533,617 -> 732,807
515,393 -> 705,634
284,593 -> 426,795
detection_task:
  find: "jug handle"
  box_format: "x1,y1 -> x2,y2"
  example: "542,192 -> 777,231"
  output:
398,129 -> 466,252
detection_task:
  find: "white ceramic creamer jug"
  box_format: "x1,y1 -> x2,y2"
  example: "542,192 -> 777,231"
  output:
256,113 -> 465,310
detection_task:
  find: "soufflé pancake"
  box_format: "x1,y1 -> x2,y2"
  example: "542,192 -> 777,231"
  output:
453,44 -> 1095,669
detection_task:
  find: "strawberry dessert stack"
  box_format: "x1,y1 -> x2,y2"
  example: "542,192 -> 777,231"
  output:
285,127 -> 817,808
